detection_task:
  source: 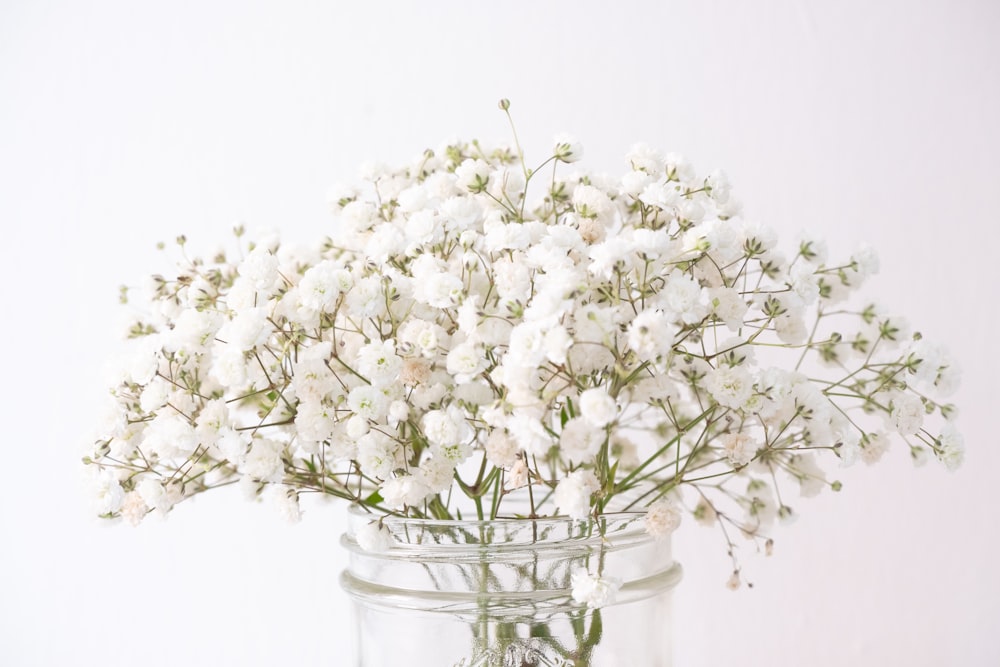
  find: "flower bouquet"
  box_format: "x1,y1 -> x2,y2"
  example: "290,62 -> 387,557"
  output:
87,102 -> 962,665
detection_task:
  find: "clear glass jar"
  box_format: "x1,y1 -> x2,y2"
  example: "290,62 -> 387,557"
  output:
340,508 -> 682,666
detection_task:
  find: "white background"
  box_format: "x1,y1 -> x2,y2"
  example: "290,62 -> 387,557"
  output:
2,1 -> 998,665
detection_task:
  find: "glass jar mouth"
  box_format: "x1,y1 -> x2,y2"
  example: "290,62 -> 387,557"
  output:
343,505 -> 664,556
347,503 -> 649,528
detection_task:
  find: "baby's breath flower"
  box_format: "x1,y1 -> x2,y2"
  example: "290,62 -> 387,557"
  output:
92,469 -> 125,515
703,366 -> 755,411
356,521 -> 394,553
88,126 -> 962,591
645,499 -> 682,539
504,458 -> 529,491
553,134 -> 583,163
935,424 -> 965,471
720,432 -> 757,468
554,470 -> 600,520
579,388 -> 617,428
273,485 -> 302,524
571,567 -> 622,609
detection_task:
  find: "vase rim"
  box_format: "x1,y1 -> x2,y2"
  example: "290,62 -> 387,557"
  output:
347,503 -> 647,527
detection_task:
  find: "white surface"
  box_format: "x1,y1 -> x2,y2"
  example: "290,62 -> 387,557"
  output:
1,1 -> 997,665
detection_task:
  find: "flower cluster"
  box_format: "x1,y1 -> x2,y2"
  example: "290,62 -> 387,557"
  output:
86,112 -> 961,588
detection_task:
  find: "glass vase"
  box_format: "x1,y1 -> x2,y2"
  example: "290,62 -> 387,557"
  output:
340,507 -> 682,666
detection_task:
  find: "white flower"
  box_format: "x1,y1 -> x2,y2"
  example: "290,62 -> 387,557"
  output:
380,474 -> 430,509
888,393 -> 924,436
355,339 -> 403,387
92,469 -> 125,515
239,245 -> 280,292
326,182 -> 358,208
860,432 -> 891,465
553,133 -> 583,163
506,417 -> 552,458
935,424 -> 964,471
661,270 -> 706,324
849,244 -> 880,282
588,236 -> 637,277
455,158 -> 491,193
399,358 -> 431,386
137,478 -> 171,514
488,167 -> 526,202
630,374 -> 680,404
454,299 -> 479,336
543,326 -> 573,365
485,430 -> 520,468
644,498 -> 682,539
559,417 -> 605,465
504,458 -> 529,490
664,152 -> 695,182
397,184 -> 430,214
272,485 -> 302,524
440,196 -> 482,231
836,428 -> 861,468
413,270 -> 463,308
719,432 -> 757,467
703,366 -> 754,410
195,398 -> 232,442
217,428 -> 249,463
388,400 -> 409,426
935,364 -> 961,397
741,220 -> 776,252
399,319 -> 444,358
119,492 -> 148,526
638,180 -> 679,210
167,308 -> 222,353
619,170 -> 654,197
348,385 -> 389,421
416,456 -> 457,493
446,340 -> 486,383
356,520 -> 394,552
627,309 -> 676,358
706,169 -> 731,203
572,185 -> 613,221
299,260 -> 352,313
226,277 -> 258,312
339,199 -> 379,236
571,567 -> 621,609
626,143 -> 665,173
788,454 -> 826,497
788,264 -> 820,304
421,407 -> 469,447
775,314 -> 809,346
579,388 -> 617,428
345,275 -> 384,318
242,438 -> 285,482
484,221 -> 533,253
142,413 -> 197,460
744,479 -> 778,528
357,432 -> 398,479
294,398 -> 338,443
139,377 -> 171,413
218,307 -> 273,351
554,469 -> 600,519
493,255 -> 532,302
124,335 -> 162,385
506,322 -> 547,369
345,414 -> 370,439
707,287 -> 748,331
